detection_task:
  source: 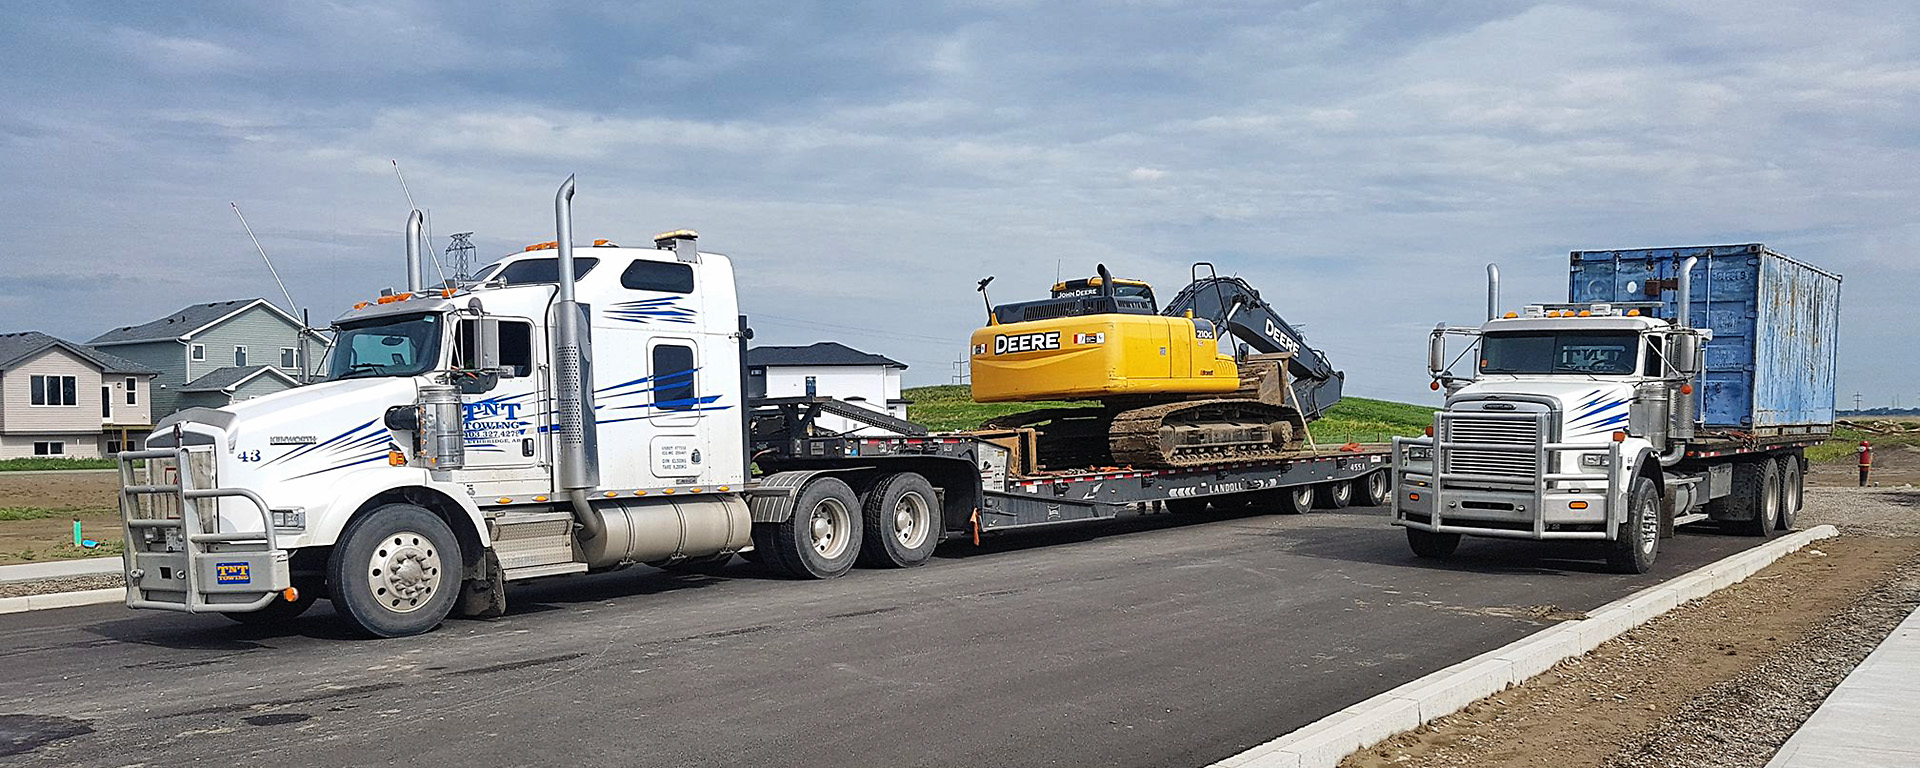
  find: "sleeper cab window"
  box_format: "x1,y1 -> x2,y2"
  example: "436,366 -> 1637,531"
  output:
622,260 -> 695,293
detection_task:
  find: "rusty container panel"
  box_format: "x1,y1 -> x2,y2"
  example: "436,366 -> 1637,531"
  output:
1567,244 -> 1841,436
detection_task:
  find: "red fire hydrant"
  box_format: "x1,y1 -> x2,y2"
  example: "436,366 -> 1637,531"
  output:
1858,440 -> 1873,487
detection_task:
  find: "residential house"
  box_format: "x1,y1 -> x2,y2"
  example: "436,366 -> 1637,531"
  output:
746,342 -> 910,434
88,298 -> 326,419
0,332 -> 157,458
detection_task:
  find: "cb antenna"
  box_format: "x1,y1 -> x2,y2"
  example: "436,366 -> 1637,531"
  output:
229,202 -> 300,318
391,159 -> 451,287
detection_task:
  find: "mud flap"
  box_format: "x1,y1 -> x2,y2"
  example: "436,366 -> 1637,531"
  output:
455,551 -> 507,619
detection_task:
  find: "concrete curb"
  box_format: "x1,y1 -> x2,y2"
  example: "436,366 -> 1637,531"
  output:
0,556 -> 125,584
1209,524 -> 1842,768
0,587 -> 125,615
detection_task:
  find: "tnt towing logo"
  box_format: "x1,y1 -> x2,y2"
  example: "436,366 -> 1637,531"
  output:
215,562 -> 251,584
464,400 -> 530,444
991,331 -> 1061,355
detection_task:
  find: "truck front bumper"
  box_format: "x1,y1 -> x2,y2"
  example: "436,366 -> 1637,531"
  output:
118,447 -> 291,614
1390,418 -> 1629,541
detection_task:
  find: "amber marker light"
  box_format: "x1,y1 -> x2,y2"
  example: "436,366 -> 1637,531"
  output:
283,587 -> 300,602
1612,431 -> 1627,442
1570,501 -> 1589,509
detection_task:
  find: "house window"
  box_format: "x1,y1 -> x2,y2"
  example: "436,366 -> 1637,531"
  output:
805,376 -> 818,397
652,344 -> 697,411
106,440 -> 122,455
190,344 -> 206,361
30,375 -> 77,406
32,441 -> 65,456
281,347 -> 297,368
235,346 -> 248,367
102,385 -> 112,418
125,377 -> 137,405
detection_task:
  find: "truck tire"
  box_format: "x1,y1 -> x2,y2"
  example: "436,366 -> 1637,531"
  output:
1406,529 -> 1460,559
1607,475 -> 1663,574
1313,481 -> 1353,509
857,472 -> 939,568
1281,485 -> 1316,515
1724,458 -> 1781,538
224,587 -> 317,625
1353,471 -> 1392,507
326,504 -> 461,638
1776,454 -> 1803,531
762,477 -> 864,579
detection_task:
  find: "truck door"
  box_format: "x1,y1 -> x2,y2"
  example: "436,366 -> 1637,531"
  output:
452,317 -> 552,497
645,337 -> 712,484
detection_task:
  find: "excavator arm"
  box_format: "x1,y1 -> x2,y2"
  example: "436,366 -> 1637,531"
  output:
1160,265 -> 1345,420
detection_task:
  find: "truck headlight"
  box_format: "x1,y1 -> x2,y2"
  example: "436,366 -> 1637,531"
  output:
1580,453 -> 1610,468
1407,446 -> 1433,462
271,508 -> 306,531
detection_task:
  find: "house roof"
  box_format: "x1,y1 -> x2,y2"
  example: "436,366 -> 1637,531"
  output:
181,365 -> 300,393
746,342 -> 906,369
89,298 -> 313,346
0,331 -> 157,374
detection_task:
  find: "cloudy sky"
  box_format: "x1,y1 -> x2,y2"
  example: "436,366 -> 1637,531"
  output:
2,1 -> 1915,406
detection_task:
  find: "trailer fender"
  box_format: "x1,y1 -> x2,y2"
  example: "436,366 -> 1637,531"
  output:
304,468 -> 490,551
750,469 -> 875,523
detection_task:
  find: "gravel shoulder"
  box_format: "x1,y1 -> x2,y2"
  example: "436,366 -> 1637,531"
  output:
1343,485 -> 1920,768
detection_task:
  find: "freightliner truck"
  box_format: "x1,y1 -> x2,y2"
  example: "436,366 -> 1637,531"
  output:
117,177 -> 1393,637
1392,244 -> 1840,573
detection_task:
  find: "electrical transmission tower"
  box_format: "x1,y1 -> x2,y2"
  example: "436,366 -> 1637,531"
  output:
446,232 -> 476,282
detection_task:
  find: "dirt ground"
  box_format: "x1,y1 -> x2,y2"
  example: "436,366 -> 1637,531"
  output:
1807,442 -> 1920,487
1344,486 -> 1920,768
0,470 -> 121,564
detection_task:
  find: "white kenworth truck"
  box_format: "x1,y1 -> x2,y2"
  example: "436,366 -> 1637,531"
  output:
1392,245 -> 1839,573
118,177 -> 1395,637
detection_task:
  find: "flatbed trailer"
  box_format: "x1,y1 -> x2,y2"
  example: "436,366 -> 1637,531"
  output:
754,421 -> 1395,542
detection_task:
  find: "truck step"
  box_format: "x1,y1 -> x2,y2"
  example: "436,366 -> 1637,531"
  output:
491,510 -> 578,572
1673,512 -> 1711,527
502,561 -> 588,581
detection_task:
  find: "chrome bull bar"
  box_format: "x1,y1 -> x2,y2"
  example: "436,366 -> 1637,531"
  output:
1393,411 -> 1627,540
117,447 -> 289,613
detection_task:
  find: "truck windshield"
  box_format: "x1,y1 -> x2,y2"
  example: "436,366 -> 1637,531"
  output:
1481,331 -> 1639,375
328,313 -> 443,380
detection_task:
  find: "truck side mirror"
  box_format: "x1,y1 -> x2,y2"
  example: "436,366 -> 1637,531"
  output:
1668,332 -> 1700,376
1427,327 -> 1447,377
472,317 -> 502,372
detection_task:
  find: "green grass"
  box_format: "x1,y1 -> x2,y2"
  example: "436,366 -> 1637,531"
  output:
3,539 -> 124,562
1807,425 -> 1917,463
0,507 -> 62,522
904,384 -> 1431,443
0,457 -> 116,472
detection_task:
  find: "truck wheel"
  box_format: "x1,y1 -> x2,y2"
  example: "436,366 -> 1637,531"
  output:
326,504 -> 461,638
1281,485 -> 1315,515
1776,455 -> 1803,531
764,477 -> 864,579
1314,481 -> 1353,509
1406,529 -> 1460,559
857,472 -> 939,568
1724,458 -> 1781,538
1353,471 -> 1392,507
224,587 -> 317,625
1607,475 -> 1663,574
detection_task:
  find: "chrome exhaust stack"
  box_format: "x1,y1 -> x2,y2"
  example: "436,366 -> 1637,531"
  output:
551,175 -> 604,540
405,209 -> 424,293
1486,263 -> 1500,321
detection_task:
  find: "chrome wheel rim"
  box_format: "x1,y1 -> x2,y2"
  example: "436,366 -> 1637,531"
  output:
1368,472 -> 1388,500
1636,488 -> 1659,556
810,498 -> 852,559
1763,479 -> 1781,529
368,530 -> 441,613
1292,487 -> 1313,509
893,491 -> 931,549
1332,483 -> 1352,503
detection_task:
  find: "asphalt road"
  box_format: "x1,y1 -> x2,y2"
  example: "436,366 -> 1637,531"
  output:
0,506 -> 1760,767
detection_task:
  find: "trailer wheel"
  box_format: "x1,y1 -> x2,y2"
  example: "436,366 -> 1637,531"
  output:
1353,471 -> 1392,507
1607,475 -> 1663,574
224,587 -> 317,625
763,477 -> 864,579
1280,485 -> 1316,515
857,472 -> 939,568
326,504 -> 461,638
1406,529 -> 1460,559
1313,481 -> 1353,509
1723,458 -> 1781,538
1776,454 -> 1803,531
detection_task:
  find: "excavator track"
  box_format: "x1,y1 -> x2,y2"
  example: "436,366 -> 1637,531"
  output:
1107,399 -> 1304,468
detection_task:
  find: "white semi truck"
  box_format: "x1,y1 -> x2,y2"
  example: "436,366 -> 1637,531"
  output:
118,177 -> 1394,637
1391,245 -> 1840,573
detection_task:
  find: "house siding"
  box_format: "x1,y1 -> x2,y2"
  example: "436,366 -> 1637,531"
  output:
0,433 -> 105,460
0,347 -> 105,436
99,341 -> 191,418
753,363 -> 908,434
103,374 -> 154,428
189,305 -> 316,382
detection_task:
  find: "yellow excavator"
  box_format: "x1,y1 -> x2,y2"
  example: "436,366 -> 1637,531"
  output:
968,264 -> 1344,468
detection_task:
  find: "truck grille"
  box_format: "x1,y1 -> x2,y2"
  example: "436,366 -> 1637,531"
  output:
1443,416 -> 1539,479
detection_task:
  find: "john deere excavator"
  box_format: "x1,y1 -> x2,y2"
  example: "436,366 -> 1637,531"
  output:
968,264 -> 1343,468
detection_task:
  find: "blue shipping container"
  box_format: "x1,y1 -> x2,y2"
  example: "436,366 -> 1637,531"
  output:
1567,244 -> 1841,436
